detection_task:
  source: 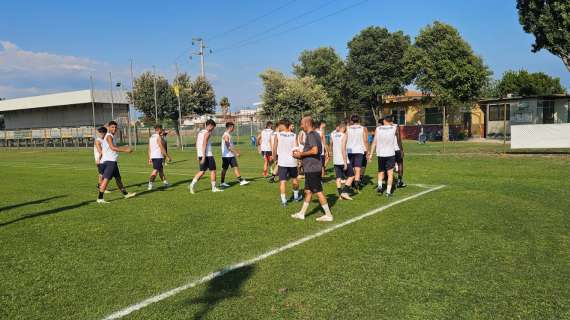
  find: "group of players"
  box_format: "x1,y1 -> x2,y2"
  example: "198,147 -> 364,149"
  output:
92,114 -> 407,222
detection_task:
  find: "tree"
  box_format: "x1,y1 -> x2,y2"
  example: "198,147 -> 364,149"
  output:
407,21 -> 491,140
190,76 -> 217,116
128,71 -> 176,124
293,47 -> 350,112
517,0 -> 570,72
259,69 -> 331,123
219,96 -> 231,120
496,70 -> 566,97
346,26 -> 414,122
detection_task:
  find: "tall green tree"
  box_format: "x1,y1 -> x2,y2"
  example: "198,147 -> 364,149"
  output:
259,69 -> 288,120
407,21 -> 491,140
497,70 -> 566,97
293,47 -> 349,112
346,26 -> 414,122
129,71 -> 176,124
517,0 -> 570,72
190,76 -> 217,116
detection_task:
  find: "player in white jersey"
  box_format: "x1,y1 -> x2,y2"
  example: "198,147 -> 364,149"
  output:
147,124 -> 172,191
220,122 -> 249,188
392,121 -> 407,188
330,121 -> 354,200
257,121 -> 275,182
296,127 -> 306,178
368,116 -> 398,197
315,120 -> 329,177
94,126 -> 110,193
190,119 -> 223,194
272,119 -> 303,207
97,121 -> 136,203
346,114 -> 369,191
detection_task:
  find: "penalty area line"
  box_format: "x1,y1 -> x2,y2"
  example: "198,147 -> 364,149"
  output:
101,184 -> 446,320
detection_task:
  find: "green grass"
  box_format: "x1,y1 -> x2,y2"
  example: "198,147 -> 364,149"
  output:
0,141 -> 569,319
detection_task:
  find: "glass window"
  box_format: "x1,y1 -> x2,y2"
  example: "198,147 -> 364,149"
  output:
538,100 -> 555,124
425,107 -> 442,125
391,109 -> 406,125
489,104 -> 510,121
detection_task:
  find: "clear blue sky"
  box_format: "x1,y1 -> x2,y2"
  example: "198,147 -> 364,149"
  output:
1,0 -> 568,110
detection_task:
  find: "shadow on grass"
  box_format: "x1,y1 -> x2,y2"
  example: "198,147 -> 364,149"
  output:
186,265 -> 255,320
0,195 -> 67,212
305,193 -> 339,218
0,200 -> 91,227
130,179 -> 192,199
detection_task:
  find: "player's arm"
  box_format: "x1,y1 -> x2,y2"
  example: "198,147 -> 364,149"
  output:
341,134 -> 349,169
256,133 -> 261,152
158,137 -> 171,161
225,134 -> 239,157
363,127 -> 369,152
200,132 -> 209,163
106,135 -> 132,153
95,140 -> 103,164
272,136 -> 278,161
396,126 -> 404,154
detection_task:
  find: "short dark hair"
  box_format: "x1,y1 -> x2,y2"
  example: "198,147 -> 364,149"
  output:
279,118 -> 291,128
226,122 -> 235,128
350,114 -> 360,123
384,115 -> 394,123
206,119 -> 216,127
265,121 -> 273,128
108,120 -> 118,126
97,126 -> 107,134
154,124 -> 163,130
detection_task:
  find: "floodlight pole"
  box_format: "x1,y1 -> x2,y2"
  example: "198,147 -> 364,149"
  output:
503,104 -> 507,154
442,105 -> 446,153
175,63 -> 184,150
109,72 -> 115,121
90,75 -> 96,131
153,65 -> 158,124
127,59 -> 134,147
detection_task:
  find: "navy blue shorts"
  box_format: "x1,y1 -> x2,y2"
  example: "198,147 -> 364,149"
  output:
102,161 -> 121,180
198,156 -> 216,171
222,157 -> 238,170
334,164 -> 355,180
348,153 -> 364,168
261,151 -> 272,160
97,164 -> 104,175
278,166 -> 298,181
378,156 -> 396,173
152,158 -> 164,171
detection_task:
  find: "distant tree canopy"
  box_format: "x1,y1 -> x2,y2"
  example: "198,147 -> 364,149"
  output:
517,0 -> 570,72
496,70 -> 566,97
259,69 -> 331,123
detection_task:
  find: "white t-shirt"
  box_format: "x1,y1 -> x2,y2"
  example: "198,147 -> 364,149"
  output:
221,131 -> 235,158
375,125 -> 397,157
276,131 -> 298,167
101,133 -> 118,162
149,133 -> 163,159
392,123 -> 400,152
260,128 -> 273,152
347,124 -> 366,154
94,137 -> 103,162
331,130 -> 348,166
316,129 -> 325,155
196,129 -> 213,158
298,130 -> 306,150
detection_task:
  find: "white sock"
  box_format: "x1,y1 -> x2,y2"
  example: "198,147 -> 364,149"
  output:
387,184 -> 392,193
322,203 -> 332,216
211,181 -> 216,190
191,178 -> 198,185
280,193 -> 287,203
299,202 -> 310,215
378,181 -> 384,188
293,190 -> 299,198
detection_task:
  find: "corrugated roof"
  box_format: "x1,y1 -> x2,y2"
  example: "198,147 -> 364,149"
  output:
0,90 -> 129,112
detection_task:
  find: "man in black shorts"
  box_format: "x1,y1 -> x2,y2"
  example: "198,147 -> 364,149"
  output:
292,116 -> 333,222
220,122 -> 249,188
189,119 -> 223,194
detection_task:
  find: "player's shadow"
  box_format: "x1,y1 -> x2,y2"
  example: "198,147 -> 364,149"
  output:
132,179 -> 192,198
186,265 -> 255,320
0,200 -> 91,227
0,195 -> 66,213
305,194 -> 339,218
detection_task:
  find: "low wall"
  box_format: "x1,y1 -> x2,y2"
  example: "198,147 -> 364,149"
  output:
511,124 -> 570,149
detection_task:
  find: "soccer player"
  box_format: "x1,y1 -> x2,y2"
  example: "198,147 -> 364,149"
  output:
330,121 -> 354,200
94,126 -> 109,192
147,124 -> 171,190
291,116 -> 333,222
392,120 -> 407,188
297,126 -> 306,178
346,114 -> 369,192
189,119 -> 223,194
273,119 -> 303,207
369,116 -> 398,197
220,122 -> 249,188
97,121 -> 136,203
315,120 -> 329,177
257,121 -> 275,182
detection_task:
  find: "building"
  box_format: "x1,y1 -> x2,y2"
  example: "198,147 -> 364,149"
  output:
0,90 -> 129,130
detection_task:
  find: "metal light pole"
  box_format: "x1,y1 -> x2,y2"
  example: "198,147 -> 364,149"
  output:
153,65 -> 158,124
174,63 -> 184,150
90,75 -> 96,131
109,72 -> 115,121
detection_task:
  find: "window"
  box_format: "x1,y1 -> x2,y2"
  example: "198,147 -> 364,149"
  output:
424,107 -> 442,124
391,108 -> 406,125
538,100 -> 555,124
489,104 -> 510,121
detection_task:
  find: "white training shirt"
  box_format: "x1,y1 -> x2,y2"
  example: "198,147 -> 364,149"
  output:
101,133 -> 118,162
221,131 -> 235,158
375,125 -> 398,157
260,128 -> 274,152
149,133 -> 163,159
392,123 -> 400,152
298,130 -> 306,150
315,129 -> 325,155
331,130 -> 348,166
276,131 -> 298,167
196,129 -> 213,158
346,124 -> 366,154
94,137 -> 103,162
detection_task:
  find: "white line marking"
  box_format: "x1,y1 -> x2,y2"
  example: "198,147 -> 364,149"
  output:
101,185 -> 446,320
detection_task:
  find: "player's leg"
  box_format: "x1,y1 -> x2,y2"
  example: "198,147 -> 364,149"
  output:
291,172 -> 302,202
220,158 -> 230,188
263,153 -> 269,177
341,165 -> 354,200
377,157 -> 386,194
397,152 -> 406,187
158,168 -> 168,187
189,157 -> 206,194
278,166 -> 288,206
113,165 -> 135,199
386,168 -> 394,197
148,169 -> 158,190
315,191 -> 333,222
292,189 -> 312,220
232,158 -> 248,185
209,157 -> 223,192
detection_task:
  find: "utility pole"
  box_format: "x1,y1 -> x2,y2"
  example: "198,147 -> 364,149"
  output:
90,74 -> 96,131
109,72 -> 115,121
153,65 -> 158,124
192,38 -> 208,78
127,59 -> 134,147
174,63 -> 184,150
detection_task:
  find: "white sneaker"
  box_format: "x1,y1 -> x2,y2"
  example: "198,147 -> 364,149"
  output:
96,199 -> 110,204
163,182 -> 170,188
124,192 -> 136,199
104,190 -> 112,194
220,182 -> 231,188
212,187 -> 224,193
239,180 -> 250,186
147,183 -> 153,191
340,193 -> 353,200
316,214 -> 333,222
291,212 -> 305,220
189,184 -> 195,194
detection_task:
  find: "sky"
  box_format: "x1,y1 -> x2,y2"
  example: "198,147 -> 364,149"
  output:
1,0 -> 569,111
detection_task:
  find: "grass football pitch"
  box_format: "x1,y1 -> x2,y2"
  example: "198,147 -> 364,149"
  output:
0,141 -> 569,319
